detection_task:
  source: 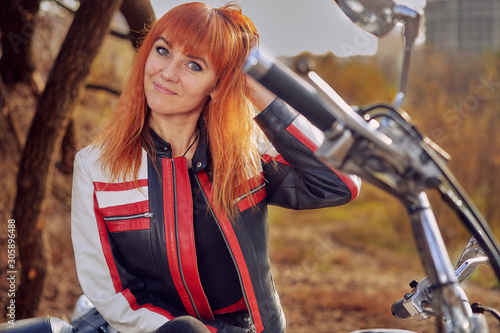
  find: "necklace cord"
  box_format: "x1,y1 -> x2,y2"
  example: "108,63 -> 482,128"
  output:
182,132 -> 199,157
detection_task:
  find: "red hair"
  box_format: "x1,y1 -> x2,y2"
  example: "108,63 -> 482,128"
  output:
94,2 -> 261,218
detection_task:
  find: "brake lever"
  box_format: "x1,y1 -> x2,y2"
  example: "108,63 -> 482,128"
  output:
392,255 -> 489,320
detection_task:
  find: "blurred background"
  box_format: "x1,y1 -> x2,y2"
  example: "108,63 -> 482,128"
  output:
1,0 -> 499,332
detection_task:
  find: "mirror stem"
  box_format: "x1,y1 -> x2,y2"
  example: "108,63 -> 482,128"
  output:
393,5 -> 421,109
394,41 -> 413,109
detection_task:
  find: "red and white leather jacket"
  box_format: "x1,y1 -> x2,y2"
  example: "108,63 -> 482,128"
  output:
71,98 -> 361,333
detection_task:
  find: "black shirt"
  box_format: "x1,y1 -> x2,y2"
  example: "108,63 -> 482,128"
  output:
189,171 -> 243,311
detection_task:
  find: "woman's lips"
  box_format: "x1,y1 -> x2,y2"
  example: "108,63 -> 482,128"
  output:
154,82 -> 177,95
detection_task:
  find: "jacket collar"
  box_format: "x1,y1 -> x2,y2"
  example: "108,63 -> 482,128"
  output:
149,127 -> 209,173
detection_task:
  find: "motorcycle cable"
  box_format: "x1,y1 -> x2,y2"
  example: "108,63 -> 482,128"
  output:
355,103 -> 424,142
471,303 -> 500,323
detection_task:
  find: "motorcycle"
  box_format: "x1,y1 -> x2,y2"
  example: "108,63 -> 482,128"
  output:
243,0 -> 500,332
0,294 -> 114,333
2,0 -> 500,332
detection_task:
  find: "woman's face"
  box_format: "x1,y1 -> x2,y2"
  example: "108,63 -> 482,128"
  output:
144,34 -> 217,119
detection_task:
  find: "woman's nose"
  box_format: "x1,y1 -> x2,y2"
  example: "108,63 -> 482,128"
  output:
160,61 -> 180,82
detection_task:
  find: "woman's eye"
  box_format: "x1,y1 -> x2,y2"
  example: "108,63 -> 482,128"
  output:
156,46 -> 169,56
188,62 -> 202,72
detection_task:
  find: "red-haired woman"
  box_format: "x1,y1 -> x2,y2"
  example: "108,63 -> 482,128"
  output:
71,2 -> 360,333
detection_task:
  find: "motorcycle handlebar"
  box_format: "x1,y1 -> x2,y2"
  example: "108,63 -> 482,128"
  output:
243,48 -> 337,132
391,298 -> 411,319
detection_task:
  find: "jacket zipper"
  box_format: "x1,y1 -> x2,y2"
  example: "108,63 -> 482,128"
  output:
102,212 -> 154,221
194,174 -> 255,328
171,159 -> 201,319
233,182 -> 266,204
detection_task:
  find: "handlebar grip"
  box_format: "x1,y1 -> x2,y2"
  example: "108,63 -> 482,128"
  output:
243,49 -> 337,132
391,298 -> 411,319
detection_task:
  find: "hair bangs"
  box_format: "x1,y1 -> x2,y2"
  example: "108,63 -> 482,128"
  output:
151,3 -> 221,71
151,2 -> 251,77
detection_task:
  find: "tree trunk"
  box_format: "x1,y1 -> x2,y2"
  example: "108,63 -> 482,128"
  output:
0,82 -> 21,230
57,120 -> 76,174
54,0 -> 155,174
120,0 -> 156,50
13,0 -> 123,318
0,0 -> 40,86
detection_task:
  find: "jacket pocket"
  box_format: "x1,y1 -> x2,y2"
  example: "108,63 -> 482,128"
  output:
235,182 -> 266,212
103,212 -> 154,232
103,210 -> 157,276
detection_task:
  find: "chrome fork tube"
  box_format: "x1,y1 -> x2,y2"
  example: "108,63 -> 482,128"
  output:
407,192 -> 472,333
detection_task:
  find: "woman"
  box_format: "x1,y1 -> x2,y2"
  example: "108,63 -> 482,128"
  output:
71,2 -> 361,333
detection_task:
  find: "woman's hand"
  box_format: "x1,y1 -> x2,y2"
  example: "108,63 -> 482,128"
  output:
245,38 -> 276,112
245,74 -> 276,113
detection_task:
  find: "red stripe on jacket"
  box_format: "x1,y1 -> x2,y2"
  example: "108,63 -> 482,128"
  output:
94,179 -> 148,191
121,289 -> 175,319
105,218 -> 150,232
197,170 -> 265,332
286,123 -> 359,200
262,154 -> 291,167
172,157 -> 214,321
162,158 -> 198,318
100,200 -> 149,217
237,187 -> 266,212
236,173 -> 266,212
93,192 -> 123,292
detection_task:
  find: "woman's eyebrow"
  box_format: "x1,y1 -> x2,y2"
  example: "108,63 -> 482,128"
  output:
156,36 -> 171,47
155,36 -> 209,69
186,54 -> 208,68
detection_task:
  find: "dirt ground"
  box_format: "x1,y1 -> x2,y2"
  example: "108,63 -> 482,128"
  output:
269,226 -> 500,332
30,171 -> 500,333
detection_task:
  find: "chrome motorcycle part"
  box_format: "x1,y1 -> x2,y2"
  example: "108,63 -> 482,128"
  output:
335,0 -> 422,109
334,0 -> 397,37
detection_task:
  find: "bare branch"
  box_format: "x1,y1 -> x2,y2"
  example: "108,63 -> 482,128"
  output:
86,83 -> 121,96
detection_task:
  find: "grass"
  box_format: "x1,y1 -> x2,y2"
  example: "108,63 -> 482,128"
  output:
269,181 -> 498,288
269,183 -> 415,255
267,183 -> 500,332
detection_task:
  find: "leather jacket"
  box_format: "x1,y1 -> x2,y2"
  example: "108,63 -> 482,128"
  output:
71,98 -> 361,333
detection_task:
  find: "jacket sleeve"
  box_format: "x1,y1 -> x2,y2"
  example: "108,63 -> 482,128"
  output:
71,149 -> 172,333
255,98 -> 361,209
